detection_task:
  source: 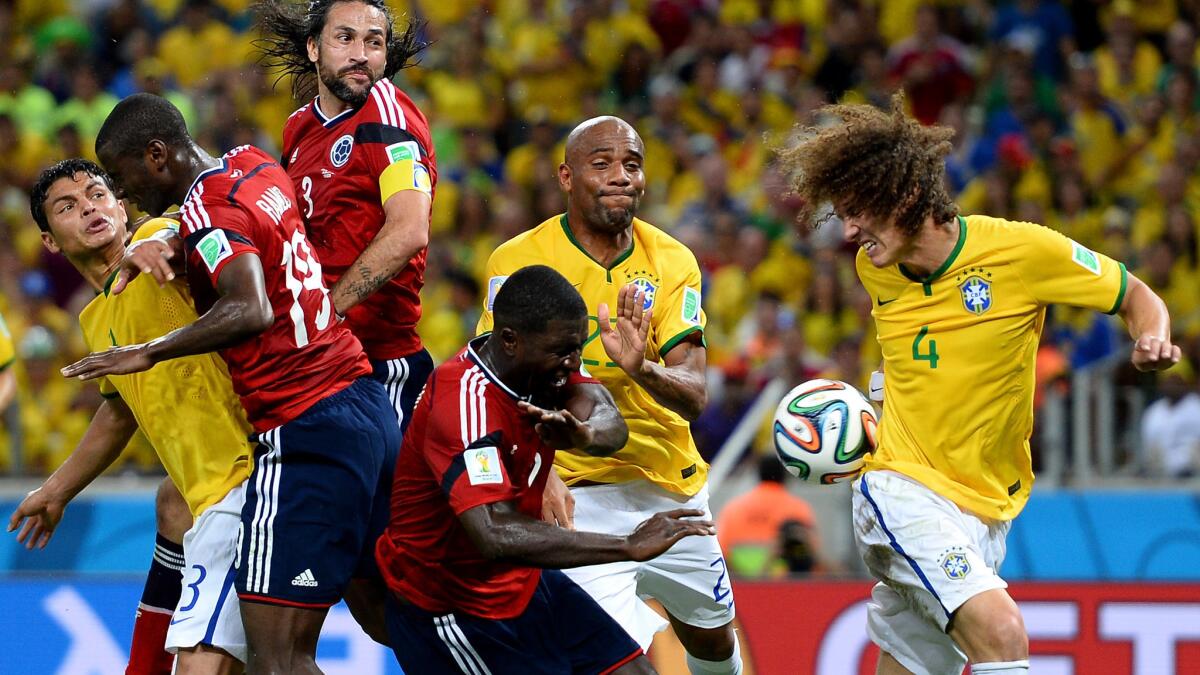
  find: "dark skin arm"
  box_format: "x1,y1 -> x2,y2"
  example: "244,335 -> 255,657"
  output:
112,227 -> 185,294
459,502 -> 713,569
599,283 -> 708,420
62,254 -> 273,380
516,382 -> 628,456
8,397 -> 139,549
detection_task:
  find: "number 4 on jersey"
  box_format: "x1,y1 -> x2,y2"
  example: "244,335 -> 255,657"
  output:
912,326 -> 939,369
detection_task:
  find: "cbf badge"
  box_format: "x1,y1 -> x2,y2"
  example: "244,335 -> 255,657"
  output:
630,277 -> 657,310
958,275 -> 992,315
941,551 -> 971,580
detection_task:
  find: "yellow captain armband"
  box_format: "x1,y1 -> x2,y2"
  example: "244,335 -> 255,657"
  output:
379,141 -> 433,204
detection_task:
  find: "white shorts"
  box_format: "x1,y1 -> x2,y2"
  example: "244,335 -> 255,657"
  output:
851,471 -> 1010,675
563,480 -> 735,651
165,482 -> 247,663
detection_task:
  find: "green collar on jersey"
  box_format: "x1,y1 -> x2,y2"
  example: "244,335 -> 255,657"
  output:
899,215 -> 968,285
560,214 -> 635,280
101,268 -> 120,297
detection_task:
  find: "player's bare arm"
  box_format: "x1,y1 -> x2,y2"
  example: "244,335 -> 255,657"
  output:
62,254 -> 273,380
1117,272 -> 1182,371
112,227 -> 184,294
459,501 -> 714,569
329,188 -> 430,315
599,283 -> 707,420
517,382 -> 628,456
7,397 -> 139,549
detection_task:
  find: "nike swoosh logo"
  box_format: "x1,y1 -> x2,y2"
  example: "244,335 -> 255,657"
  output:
876,297 -> 897,306
169,616 -> 193,626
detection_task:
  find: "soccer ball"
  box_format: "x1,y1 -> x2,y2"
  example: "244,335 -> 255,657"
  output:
772,379 -> 878,484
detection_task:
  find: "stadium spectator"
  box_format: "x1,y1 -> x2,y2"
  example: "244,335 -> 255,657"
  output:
1139,360 -> 1200,478
717,454 -> 821,579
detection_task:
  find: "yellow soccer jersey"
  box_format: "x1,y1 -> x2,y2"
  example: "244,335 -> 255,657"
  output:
859,215 -> 1128,521
78,220 -> 252,516
0,310 -> 13,371
478,214 -> 709,496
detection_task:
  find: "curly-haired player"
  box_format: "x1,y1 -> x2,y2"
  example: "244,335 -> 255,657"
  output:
779,94 -> 1180,675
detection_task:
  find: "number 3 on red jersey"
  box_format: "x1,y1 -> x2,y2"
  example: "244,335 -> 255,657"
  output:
281,229 -> 332,348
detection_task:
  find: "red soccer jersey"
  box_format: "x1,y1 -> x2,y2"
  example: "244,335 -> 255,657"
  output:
281,79 -> 437,361
376,337 -> 596,620
180,145 -> 371,432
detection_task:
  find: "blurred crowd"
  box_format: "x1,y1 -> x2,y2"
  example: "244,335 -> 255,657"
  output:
0,0 -> 1198,490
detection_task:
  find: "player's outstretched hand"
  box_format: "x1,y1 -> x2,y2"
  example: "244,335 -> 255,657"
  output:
598,284 -> 651,376
517,400 -> 595,450
625,508 -> 715,562
7,487 -> 67,550
540,470 -> 575,530
62,344 -> 154,381
112,235 -> 179,295
1131,334 -> 1182,372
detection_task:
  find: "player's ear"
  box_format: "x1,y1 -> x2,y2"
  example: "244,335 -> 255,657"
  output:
307,36 -> 319,65
40,231 -> 61,255
146,140 -> 169,171
557,162 -> 571,192
498,327 -> 520,358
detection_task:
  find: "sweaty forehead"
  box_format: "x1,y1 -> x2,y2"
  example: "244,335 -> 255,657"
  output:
568,122 -> 643,162
50,172 -> 104,198
326,1 -> 387,31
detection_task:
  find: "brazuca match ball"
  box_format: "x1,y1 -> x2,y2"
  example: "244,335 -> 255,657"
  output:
772,379 -> 878,484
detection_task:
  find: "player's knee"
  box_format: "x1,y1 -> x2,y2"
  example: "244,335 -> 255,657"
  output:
676,621 -> 736,661
154,479 -> 191,543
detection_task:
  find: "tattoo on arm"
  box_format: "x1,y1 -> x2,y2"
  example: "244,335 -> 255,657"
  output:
343,260 -> 393,305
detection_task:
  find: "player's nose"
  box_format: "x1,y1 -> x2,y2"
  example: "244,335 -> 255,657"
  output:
842,219 -> 860,242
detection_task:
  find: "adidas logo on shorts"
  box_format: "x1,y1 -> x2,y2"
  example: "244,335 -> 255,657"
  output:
291,569 -> 318,587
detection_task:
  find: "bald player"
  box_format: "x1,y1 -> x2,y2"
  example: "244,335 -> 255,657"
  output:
479,117 -> 742,675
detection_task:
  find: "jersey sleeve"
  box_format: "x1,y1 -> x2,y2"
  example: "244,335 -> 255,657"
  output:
424,384 -> 519,515
1014,223 -> 1128,314
0,311 -> 14,371
182,199 -> 261,286
98,376 -> 119,399
653,245 -> 706,358
476,250 -> 515,336
361,85 -> 435,205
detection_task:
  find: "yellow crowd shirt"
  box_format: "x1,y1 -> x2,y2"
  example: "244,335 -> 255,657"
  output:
859,215 -> 1127,520
0,311 -> 13,371
478,215 -> 709,496
78,220 -> 253,516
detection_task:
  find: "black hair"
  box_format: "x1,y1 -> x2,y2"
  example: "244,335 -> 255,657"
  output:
493,265 -> 586,334
30,159 -> 116,233
95,93 -> 191,160
253,0 -> 425,101
758,453 -> 786,484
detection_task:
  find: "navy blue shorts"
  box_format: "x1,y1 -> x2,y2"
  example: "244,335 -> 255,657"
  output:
385,570 -> 643,675
236,376 -> 401,608
369,349 -> 435,436
358,350 -> 434,579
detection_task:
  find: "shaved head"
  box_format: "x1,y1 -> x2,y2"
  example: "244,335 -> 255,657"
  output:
559,116 -> 646,235
565,116 -> 644,166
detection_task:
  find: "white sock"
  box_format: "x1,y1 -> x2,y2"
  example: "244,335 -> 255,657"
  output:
685,632 -> 743,675
972,660 -> 1030,674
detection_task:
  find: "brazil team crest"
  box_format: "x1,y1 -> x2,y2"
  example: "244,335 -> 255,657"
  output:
958,274 -> 992,315
628,272 -> 659,311
941,551 -> 971,580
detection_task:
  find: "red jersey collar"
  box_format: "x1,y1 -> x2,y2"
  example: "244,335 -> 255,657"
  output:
466,335 -> 526,401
